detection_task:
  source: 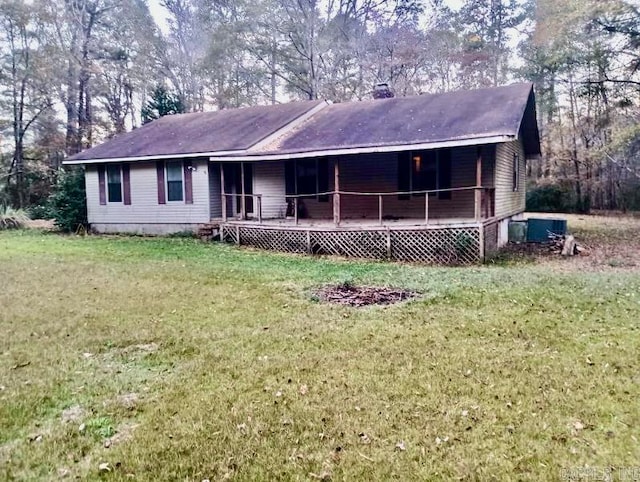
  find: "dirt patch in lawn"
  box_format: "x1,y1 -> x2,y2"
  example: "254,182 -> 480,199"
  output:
314,283 -> 417,307
496,213 -> 640,272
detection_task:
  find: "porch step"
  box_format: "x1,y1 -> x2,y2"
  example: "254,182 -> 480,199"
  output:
197,222 -> 220,241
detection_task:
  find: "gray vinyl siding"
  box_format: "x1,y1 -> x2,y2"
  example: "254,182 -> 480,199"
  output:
85,159 -> 210,226
253,161 -> 288,218
209,163 -> 222,218
494,140 -> 526,218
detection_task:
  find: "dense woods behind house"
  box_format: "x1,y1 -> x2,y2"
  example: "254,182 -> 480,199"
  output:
1,0 -> 639,218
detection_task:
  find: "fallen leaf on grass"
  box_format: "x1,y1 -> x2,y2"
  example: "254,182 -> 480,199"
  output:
309,471 -> 332,480
358,452 -> 374,462
395,441 -> 406,451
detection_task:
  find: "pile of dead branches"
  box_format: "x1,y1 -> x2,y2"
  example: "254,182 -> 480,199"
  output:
314,283 -> 417,307
547,232 -> 587,256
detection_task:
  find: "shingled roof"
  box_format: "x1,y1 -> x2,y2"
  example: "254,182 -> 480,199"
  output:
273,83 -> 539,156
65,83 -> 540,164
66,100 -> 326,162
225,82 -> 540,160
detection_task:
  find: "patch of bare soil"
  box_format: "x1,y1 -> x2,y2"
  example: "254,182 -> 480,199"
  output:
500,214 -> 640,272
315,283 -> 417,307
501,240 -> 640,272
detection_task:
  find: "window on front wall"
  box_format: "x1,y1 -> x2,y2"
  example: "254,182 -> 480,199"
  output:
297,159 -> 317,195
398,149 -> 452,200
412,150 -> 437,194
285,158 -> 329,202
107,165 -> 122,203
513,153 -> 519,192
166,161 -> 184,201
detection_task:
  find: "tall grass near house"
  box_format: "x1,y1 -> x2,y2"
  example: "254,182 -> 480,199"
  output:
0,206 -> 29,230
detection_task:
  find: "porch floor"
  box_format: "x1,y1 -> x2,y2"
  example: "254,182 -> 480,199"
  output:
214,216 -> 484,230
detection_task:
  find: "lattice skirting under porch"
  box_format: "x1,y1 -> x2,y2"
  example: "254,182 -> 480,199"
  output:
483,220 -> 500,258
221,224 -> 484,265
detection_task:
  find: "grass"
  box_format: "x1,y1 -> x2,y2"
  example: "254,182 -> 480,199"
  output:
1,215 -> 639,480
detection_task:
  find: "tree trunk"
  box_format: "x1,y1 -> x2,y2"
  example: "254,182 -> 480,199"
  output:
568,78 -> 587,213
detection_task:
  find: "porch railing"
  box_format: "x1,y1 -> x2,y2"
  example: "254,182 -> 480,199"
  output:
221,185 -> 495,226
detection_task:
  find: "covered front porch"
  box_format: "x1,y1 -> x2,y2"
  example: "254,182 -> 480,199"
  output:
207,143 -> 513,264
213,144 -> 496,226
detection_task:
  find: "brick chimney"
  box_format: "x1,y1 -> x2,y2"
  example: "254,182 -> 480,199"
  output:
372,83 -> 394,99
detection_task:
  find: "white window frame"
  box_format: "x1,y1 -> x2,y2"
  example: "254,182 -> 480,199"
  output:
165,161 -> 185,202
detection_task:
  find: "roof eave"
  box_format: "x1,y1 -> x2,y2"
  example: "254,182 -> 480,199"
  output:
63,149 -> 247,165
209,135 -> 516,162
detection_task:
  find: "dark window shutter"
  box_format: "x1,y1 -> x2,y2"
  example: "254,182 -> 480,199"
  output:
122,164 -> 131,205
97,165 -> 106,205
438,149 -> 452,200
184,160 -> 193,204
398,152 -> 411,200
156,161 -> 166,204
422,150 -> 438,196
285,160 -> 296,195
317,158 -> 329,202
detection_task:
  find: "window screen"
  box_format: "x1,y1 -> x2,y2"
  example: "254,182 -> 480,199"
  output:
107,165 -> 122,203
167,161 -> 183,202
297,159 -> 317,195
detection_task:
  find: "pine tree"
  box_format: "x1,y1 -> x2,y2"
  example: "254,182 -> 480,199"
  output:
141,85 -> 186,124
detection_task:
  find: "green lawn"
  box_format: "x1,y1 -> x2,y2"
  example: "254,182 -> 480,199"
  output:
1,216 -> 639,481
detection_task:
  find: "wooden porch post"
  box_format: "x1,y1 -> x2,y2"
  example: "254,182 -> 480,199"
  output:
240,162 -> 246,220
478,223 -> 485,262
333,158 -> 341,226
220,164 -> 227,221
257,195 -> 262,224
475,147 -> 483,220
378,195 -> 383,226
425,193 -> 429,224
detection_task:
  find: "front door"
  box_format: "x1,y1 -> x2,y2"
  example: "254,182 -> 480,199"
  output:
243,163 -> 253,215
223,163 -> 253,218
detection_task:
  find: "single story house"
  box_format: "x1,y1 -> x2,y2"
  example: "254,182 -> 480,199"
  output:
64,82 -> 541,264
